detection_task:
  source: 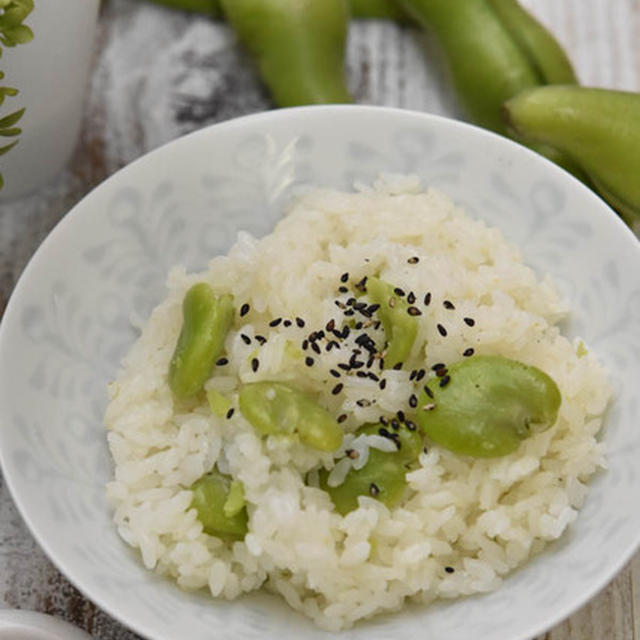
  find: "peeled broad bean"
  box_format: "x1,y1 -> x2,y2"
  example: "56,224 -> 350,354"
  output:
416,355 -> 561,458
239,381 -> 343,452
190,470 -> 248,539
366,277 -> 418,369
168,284 -> 234,399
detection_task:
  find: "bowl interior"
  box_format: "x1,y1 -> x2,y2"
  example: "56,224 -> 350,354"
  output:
1,106 -> 639,640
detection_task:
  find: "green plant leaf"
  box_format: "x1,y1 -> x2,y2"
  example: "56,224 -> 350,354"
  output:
0,105 -> 24,127
0,137 -> 18,155
0,125 -> 20,136
0,86 -> 17,106
0,172 -> 4,190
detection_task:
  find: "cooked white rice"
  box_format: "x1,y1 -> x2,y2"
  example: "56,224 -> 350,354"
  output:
105,175 -> 610,630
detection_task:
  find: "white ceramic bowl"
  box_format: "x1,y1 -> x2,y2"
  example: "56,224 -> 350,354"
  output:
1,106 -> 639,640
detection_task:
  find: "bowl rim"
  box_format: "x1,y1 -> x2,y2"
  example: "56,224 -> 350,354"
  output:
1,104 -> 639,640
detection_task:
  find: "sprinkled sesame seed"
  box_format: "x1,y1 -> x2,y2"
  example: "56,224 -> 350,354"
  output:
369,483 -> 380,496
394,287 -> 405,297
390,419 -> 400,431
255,335 -> 267,345
367,303 -> 380,314
355,276 -> 368,292
463,347 -> 475,357
405,420 -> 417,431
326,319 -> 336,332
366,355 -> 375,368
379,358 -> 385,370
269,318 -> 282,327
357,398 -> 371,407
240,303 -> 250,317
330,370 -> 340,379
341,326 -> 350,339
444,566 -> 455,574
251,358 -> 259,372
408,256 -> 419,264
443,300 -> 455,310
393,361 -> 403,370
337,413 -> 348,423
356,371 -> 368,378
415,369 -> 426,381
432,363 -> 446,371
305,356 -> 314,367
335,300 -> 346,310
283,319 -> 292,327
326,340 -> 340,351
409,370 -> 417,381
407,292 -> 416,304
338,363 -> 350,371
338,286 -> 349,293
437,323 -> 448,337
344,309 -> 355,317
312,342 -> 321,355
240,333 -> 251,345
296,317 -> 305,328
368,372 -> 379,382
332,383 -> 343,395
396,410 -> 406,422
216,357 -> 228,366
346,297 -> 356,307
302,339 -> 309,350
379,379 -> 387,390
440,375 -> 451,387
436,368 -> 449,378
409,394 -> 418,408
424,292 -> 432,306
340,272 -> 349,283
407,306 -> 422,316
379,416 -> 388,425
226,408 -> 235,419
464,317 -> 476,327
424,385 -> 434,399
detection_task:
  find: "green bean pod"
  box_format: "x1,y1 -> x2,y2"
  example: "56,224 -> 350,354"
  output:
366,277 -> 418,369
168,284 -> 235,399
487,0 -> 577,85
503,86 -> 640,226
190,470 -> 248,539
141,0 -> 222,16
416,355 -> 561,458
319,423 -> 422,515
239,381 -> 343,452
220,0 -> 352,107
397,0 -> 540,133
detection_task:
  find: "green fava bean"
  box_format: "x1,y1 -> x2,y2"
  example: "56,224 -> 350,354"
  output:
220,0 -> 352,107
169,284 -> 234,399
416,355 -> 561,458
366,277 -> 418,369
190,470 -> 248,540
239,381 -> 343,452
320,423 -> 422,515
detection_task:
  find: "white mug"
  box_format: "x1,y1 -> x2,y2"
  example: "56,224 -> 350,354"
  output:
0,0 -> 100,201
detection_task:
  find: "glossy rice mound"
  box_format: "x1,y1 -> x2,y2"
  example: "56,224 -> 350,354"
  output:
105,175 -> 610,630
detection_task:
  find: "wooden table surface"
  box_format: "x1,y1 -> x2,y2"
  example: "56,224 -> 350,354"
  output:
0,1 -> 638,638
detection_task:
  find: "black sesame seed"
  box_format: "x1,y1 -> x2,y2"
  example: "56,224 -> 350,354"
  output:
226,408 -> 235,419
344,309 -> 355,317
332,383 -> 344,395
379,358 -> 385,370
392,361 -> 403,370
341,326 -> 351,339
436,368 -> 449,378
463,347 -> 475,357
269,318 -> 282,327
311,342 -> 321,355
379,416 -> 388,425
444,566 -> 455,574
432,363 -> 446,371
367,303 -> 380,314
338,286 -> 349,294
240,333 -> 251,345
407,306 -> 422,316
240,303 -> 250,317
407,292 -> 416,305
255,335 -> 267,345
443,300 -> 455,310
305,356 -> 315,367
302,339 -> 309,350
379,378 -> 387,390
283,319 -> 292,327
424,385 -> 434,399
330,369 -> 341,378
409,370 -> 417,381
251,358 -> 259,372
335,300 -> 346,310
337,413 -> 348,423
390,419 -> 400,431
216,357 -> 228,366
415,369 -> 426,382
464,317 -> 476,327
357,398 -> 372,407
374,321 -> 381,330
326,319 -> 336,332
378,426 -> 391,438
369,483 -> 380,497
296,317 -> 305,328
356,371 -> 368,378
408,256 -> 419,264
338,363 -> 351,371
316,330 -> 325,340
366,355 -> 375,368
423,292 -> 432,306
346,297 -> 356,307
439,374 -> 451,387
367,372 -> 379,382
394,287 -> 405,297
355,276 -> 368,292
396,410 -> 406,422
340,272 -> 349,283
437,323 -> 448,337
409,394 -> 418,408
405,420 -> 417,431
326,340 -> 340,352
350,360 -> 364,369
355,321 -> 364,330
